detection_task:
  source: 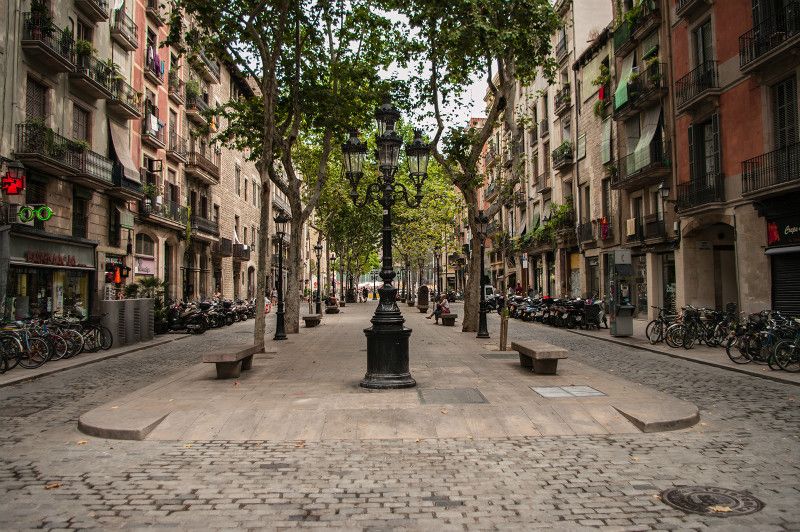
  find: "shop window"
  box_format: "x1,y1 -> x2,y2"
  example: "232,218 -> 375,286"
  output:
136,233 -> 155,256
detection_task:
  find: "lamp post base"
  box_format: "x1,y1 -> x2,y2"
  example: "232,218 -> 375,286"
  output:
477,302 -> 490,338
360,325 -> 416,389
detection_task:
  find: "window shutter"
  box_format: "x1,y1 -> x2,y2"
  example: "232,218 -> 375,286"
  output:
774,76 -> 798,149
710,112 -> 721,176
601,118 -> 612,164
688,125 -> 695,182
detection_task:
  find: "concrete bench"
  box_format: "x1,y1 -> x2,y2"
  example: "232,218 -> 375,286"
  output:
441,313 -> 458,326
203,344 -> 261,379
339,301 -> 346,307
325,306 -> 340,314
303,314 -> 322,327
510,341 -> 568,375
417,305 -> 429,313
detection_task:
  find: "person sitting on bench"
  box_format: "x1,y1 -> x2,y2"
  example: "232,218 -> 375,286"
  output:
426,295 -> 449,324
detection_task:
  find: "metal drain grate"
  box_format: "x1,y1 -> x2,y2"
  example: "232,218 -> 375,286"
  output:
481,353 -> 518,360
660,486 -> 765,517
532,386 -> 605,398
418,388 -> 488,405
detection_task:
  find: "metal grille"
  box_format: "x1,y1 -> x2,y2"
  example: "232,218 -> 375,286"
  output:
26,77 -> 46,120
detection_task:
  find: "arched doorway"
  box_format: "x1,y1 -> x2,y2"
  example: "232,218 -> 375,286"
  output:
680,220 -> 738,311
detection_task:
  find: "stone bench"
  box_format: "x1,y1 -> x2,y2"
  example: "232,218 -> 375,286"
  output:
339,301 -> 346,307
510,341 -> 568,375
203,344 -> 262,379
440,313 -> 458,326
325,305 -> 340,314
303,314 -> 322,327
417,305 -> 429,313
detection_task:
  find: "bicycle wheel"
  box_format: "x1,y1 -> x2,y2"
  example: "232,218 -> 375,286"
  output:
726,335 -> 752,364
775,340 -> 800,372
0,335 -> 23,370
646,320 -> 663,344
665,324 -> 685,348
18,337 -> 49,369
82,328 -> 100,353
61,329 -> 84,358
48,334 -> 70,361
712,323 -> 728,347
98,326 -> 113,350
683,324 -> 697,350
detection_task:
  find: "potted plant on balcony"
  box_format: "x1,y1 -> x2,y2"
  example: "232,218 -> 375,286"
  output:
59,26 -> 73,56
141,182 -> 158,207
185,79 -> 200,101
75,39 -> 94,69
67,139 -> 89,153
29,0 -> 53,39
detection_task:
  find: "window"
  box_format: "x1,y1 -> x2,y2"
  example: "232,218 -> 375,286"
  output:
72,188 -> 88,239
244,178 -> 248,202
136,233 -> 155,256
213,204 -> 219,222
72,105 -> 89,143
601,117 -> 613,164
252,228 -> 257,252
577,133 -> 586,160
76,19 -> 93,43
694,19 -> 713,66
109,206 -> 121,247
244,227 -> 248,245
580,185 -> 590,222
688,113 -> 721,185
26,78 -> 46,121
235,215 -> 240,241
773,75 -> 798,149
235,164 -> 241,195
601,179 -> 611,219
252,181 -> 257,205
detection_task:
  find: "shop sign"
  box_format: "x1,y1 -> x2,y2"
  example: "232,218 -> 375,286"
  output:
2,174 -> 25,195
24,251 -> 79,267
768,217 -> 800,247
135,256 -> 156,275
17,204 -> 53,222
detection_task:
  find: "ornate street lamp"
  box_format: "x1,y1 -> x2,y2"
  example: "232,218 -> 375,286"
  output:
476,210 -> 490,339
433,245 -> 442,300
273,211 -> 290,340
314,241 -> 323,315
342,99 -> 430,389
330,252 -> 337,300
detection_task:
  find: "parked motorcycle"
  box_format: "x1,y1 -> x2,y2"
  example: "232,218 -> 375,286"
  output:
166,302 -> 207,334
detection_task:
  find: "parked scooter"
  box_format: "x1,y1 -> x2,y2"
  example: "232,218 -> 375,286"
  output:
166,302 -> 207,334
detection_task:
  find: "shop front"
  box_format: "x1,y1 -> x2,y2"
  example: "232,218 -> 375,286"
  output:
767,214 -> 800,316
5,229 -> 97,320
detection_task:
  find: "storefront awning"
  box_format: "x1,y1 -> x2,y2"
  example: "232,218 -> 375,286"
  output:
614,53 -> 635,110
109,121 -> 139,183
632,107 -> 662,173
766,245 -> 800,255
10,260 -> 95,271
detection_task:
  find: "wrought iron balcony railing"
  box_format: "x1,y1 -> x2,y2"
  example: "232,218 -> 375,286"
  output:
554,85 -> 571,115
168,131 -> 188,159
742,142 -> 800,194
233,243 -> 251,261
556,35 -> 568,63
191,214 -> 220,235
675,60 -> 719,110
677,173 -> 726,211
168,72 -> 185,102
142,198 -> 189,224
15,122 -> 81,172
144,48 -> 164,83
739,2 -> 800,69
21,12 -> 76,70
615,137 -> 670,188
75,149 -> 113,184
578,221 -> 595,242
111,9 -> 138,51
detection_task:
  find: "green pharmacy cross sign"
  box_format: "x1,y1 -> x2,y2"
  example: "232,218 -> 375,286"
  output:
17,204 -> 54,223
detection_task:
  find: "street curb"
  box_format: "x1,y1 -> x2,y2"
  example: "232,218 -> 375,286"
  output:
566,329 -> 800,388
0,335 -> 190,388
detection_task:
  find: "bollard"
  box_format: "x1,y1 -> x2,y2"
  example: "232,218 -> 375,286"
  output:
499,307 -> 509,351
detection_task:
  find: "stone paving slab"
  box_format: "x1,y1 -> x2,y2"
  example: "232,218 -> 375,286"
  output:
79,303 -> 699,441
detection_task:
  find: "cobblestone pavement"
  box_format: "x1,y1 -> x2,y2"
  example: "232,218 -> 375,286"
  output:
1,306 -> 799,530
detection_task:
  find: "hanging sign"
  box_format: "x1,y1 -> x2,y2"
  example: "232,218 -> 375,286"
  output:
2,174 -> 25,195
17,204 -> 53,222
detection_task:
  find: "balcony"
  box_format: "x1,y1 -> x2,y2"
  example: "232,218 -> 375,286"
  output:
167,131 -> 188,163
168,72 -> 185,105
69,54 -> 113,100
675,60 -> 720,114
536,172 -> 551,192
598,218 -> 614,243
109,162 -> 144,201
676,174 -> 725,212
144,49 -> 164,85
20,13 -> 76,73
485,180 -> 499,200
186,143 -> 221,185
626,219 -> 644,243
676,0 -> 711,20
233,243 -> 251,261
186,95 -> 210,125
191,49 -> 221,83
145,0 -> 165,26
552,141 -> 573,172
107,78 -> 142,119
613,19 -> 634,58
613,62 -> 667,121
554,85 -> 571,116
613,138 -> 670,190
111,9 -> 137,51
578,221 -> 595,243
14,123 -> 80,176
742,142 -> 800,197
644,218 -> 666,240
141,198 -> 188,229
514,190 -> 527,207
539,119 -> 549,138
555,35 -> 568,63
141,114 -> 165,149
191,214 -> 220,237
631,1 -> 661,41
739,3 -> 800,73
75,0 -> 109,22
74,149 -> 113,188
213,238 -> 234,257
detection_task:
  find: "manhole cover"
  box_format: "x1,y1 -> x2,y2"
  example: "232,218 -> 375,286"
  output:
660,486 -> 764,517
418,388 -> 488,405
481,353 -> 518,360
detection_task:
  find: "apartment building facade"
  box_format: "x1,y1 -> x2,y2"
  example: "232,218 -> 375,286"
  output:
0,0 -> 271,320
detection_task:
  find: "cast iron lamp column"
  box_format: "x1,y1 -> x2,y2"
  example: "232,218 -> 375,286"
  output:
476,210 -> 490,339
273,211 -> 290,340
371,270 -> 377,300
314,241 -> 323,315
341,101 -> 431,389
433,245 -> 442,300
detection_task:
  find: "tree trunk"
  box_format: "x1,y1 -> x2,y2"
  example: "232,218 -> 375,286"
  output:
253,173 -> 273,348
284,216 -> 304,333
461,188 -> 481,333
